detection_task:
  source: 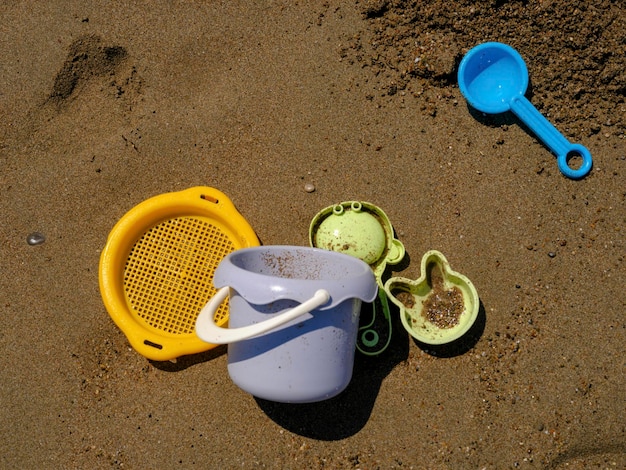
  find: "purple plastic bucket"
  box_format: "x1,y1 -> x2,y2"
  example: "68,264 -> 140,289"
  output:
195,246 -> 377,403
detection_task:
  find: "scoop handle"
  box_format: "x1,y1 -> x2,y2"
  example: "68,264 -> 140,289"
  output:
195,287 -> 330,344
510,96 -> 592,179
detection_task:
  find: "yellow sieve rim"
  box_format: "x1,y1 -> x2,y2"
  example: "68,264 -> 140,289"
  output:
98,186 -> 259,361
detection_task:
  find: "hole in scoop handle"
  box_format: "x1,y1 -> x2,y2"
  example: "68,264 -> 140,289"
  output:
510,96 -> 592,179
195,287 -> 331,344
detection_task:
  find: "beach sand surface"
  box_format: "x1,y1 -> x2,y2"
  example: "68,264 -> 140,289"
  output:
1,1 -> 624,468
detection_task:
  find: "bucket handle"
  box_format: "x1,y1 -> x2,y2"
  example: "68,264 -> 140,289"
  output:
195,287 -> 331,344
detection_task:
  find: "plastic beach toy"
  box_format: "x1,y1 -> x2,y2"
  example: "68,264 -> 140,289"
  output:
195,246 -> 377,403
384,250 -> 479,345
99,187 -> 259,361
309,201 -> 405,355
458,42 -> 592,179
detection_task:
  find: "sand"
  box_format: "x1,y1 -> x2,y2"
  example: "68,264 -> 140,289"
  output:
1,1 -> 624,468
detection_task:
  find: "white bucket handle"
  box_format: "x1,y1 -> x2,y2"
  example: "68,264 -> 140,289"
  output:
195,286 -> 331,344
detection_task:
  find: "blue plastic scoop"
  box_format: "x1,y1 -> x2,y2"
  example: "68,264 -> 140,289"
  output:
458,42 -> 592,179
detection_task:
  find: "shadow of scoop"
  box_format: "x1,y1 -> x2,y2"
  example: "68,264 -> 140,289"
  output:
255,304 -> 409,440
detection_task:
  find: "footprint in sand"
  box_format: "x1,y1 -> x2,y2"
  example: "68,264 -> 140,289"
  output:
21,34 -> 144,153
48,34 -> 130,104
2,33 -> 146,208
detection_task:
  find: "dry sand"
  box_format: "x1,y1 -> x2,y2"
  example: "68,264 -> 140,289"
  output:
1,1 -> 624,468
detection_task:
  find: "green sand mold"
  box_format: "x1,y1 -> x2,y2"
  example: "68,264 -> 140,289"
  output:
309,201 -> 405,355
384,250 -> 479,345
309,201 -> 404,283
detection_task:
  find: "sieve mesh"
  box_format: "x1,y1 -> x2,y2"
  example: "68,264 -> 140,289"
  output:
123,216 -> 234,335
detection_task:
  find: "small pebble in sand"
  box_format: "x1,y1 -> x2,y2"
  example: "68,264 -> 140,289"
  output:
548,251 -> 556,258
26,232 -> 46,246
304,183 -> 315,193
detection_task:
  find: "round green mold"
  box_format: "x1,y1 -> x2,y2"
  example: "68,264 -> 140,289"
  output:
309,201 -> 404,282
309,201 -> 405,356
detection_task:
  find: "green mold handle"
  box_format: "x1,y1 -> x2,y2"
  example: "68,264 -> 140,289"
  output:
387,239 -> 405,265
356,288 -> 392,356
